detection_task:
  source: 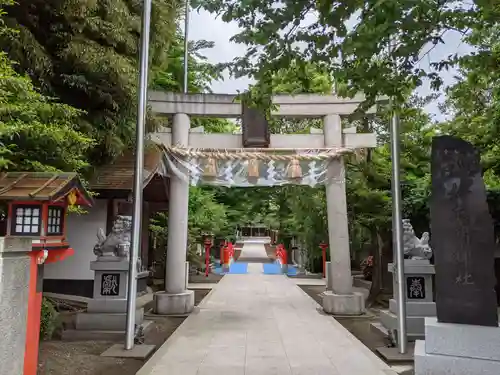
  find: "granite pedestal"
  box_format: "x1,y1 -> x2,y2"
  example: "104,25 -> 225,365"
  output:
379,260 -> 436,341
322,290 -> 365,315
0,237 -> 32,375
153,290 -> 194,316
415,317 -> 500,375
68,257 -> 151,341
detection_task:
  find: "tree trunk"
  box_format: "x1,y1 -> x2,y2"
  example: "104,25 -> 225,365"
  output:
366,228 -> 392,306
366,229 -> 383,306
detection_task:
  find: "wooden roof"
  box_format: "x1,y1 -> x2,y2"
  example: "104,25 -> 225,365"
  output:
89,144 -> 167,191
0,172 -> 93,206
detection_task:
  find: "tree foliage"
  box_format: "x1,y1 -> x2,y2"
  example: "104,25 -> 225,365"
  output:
0,0 -> 93,172
1,0 -> 182,164
194,0 -> 496,105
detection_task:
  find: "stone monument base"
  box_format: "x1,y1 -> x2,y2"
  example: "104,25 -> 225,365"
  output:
322,291 -> 365,315
154,290 -> 194,315
63,293 -> 154,342
62,320 -> 154,342
379,299 -> 436,341
76,308 -> 145,331
378,260 -> 436,342
64,256 -> 152,342
415,317 -> 500,375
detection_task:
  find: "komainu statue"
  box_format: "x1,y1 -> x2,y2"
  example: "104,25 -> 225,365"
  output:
402,219 -> 432,260
93,215 -> 132,258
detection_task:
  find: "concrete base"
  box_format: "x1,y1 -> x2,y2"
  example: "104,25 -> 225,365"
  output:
153,290 -> 194,315
75,308 -> 144,331
380,310 -> 425,341
371,322 -> 422,343
87,293 -> 153,313
376,345 -> 414,363
62,320 -> 153,342
415,318 -> 500,375
415,340 -> 500,375
101,343 -> 156,359
322,291 -> 365,315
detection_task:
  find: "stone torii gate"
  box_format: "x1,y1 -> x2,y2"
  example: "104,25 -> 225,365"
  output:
149,91 -> 380,316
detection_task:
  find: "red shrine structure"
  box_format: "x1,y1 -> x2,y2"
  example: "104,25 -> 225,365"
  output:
0,172 -> 93,375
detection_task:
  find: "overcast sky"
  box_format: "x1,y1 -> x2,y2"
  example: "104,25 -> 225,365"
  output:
189,9 -> 473,121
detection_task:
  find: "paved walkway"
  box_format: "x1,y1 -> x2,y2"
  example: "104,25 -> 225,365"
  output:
237,242 -> 269,262
138,245 -> 396,375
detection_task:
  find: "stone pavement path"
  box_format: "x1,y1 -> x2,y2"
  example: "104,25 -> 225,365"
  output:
138,244 -> 396,375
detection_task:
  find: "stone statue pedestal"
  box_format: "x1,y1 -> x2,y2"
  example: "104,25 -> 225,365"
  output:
415,317 -> 500,375
379,259 -> 436,341
66,256 -> 152,341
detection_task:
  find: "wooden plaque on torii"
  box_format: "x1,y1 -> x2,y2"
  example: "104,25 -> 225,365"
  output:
241,104 -> 270,148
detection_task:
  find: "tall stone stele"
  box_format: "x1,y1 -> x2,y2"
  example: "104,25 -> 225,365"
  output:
415,135 -> 500,375
379,219 -> 436,342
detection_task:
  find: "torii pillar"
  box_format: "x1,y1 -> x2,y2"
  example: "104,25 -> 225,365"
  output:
322,114 -> 364,315
149,92 -> 381,316
153,113 -> 194,315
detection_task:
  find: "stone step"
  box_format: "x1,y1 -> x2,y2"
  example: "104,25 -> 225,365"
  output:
62,320 -> 153,342
75,308 -> 144,331
370,321 -> 389,338
379,310 -> 425,341
62,329 -> 126,342
370,322 -> 422,345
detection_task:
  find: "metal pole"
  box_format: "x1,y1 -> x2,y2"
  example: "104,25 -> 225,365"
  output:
389,99 -> 408,354
183,0 -> 190,93
125,0 -> 152,351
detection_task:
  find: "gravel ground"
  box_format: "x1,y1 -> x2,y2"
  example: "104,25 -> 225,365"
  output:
38,289 -> 210,375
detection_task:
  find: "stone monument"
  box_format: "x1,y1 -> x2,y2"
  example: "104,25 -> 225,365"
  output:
69,216 -> 152,340
415,135 -> 500,375
379,219 -> 436,342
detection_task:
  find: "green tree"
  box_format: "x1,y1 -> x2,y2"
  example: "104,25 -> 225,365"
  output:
0,0 -> 93,172
194,0 -> 488,104
1,0 -> 182,164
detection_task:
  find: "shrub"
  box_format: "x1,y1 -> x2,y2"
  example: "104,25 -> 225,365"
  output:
40,298 -> 58,340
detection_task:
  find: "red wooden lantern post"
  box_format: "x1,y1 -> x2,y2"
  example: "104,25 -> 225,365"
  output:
219,239 -> 226,267
0,172 -> 93,375
320,242 -> 328,278
222,244 -> 230,273
202,233 -> 213,277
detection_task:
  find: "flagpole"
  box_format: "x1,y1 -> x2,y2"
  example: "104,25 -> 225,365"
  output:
390,100 -> 408,354
183,0 -> 190,93
125,0 -> 152,351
